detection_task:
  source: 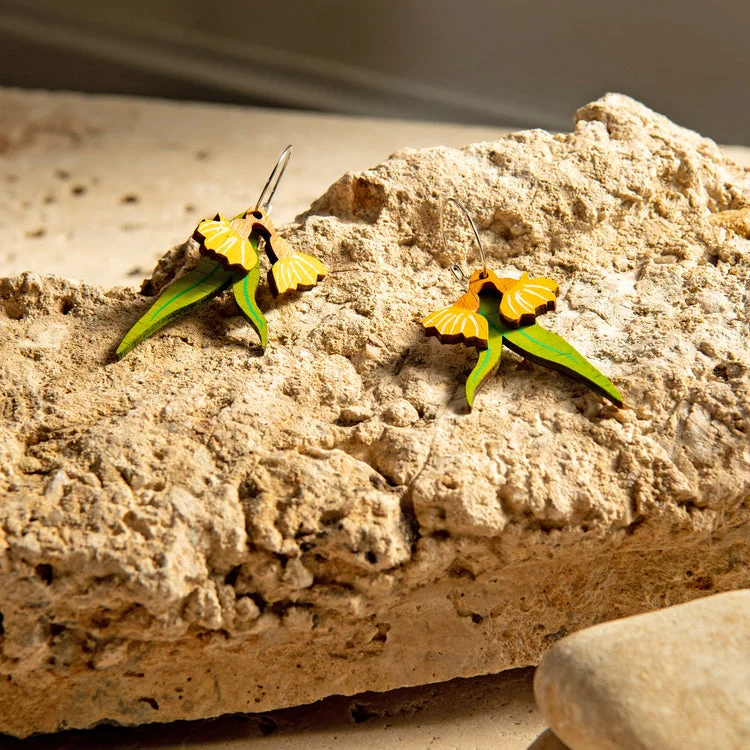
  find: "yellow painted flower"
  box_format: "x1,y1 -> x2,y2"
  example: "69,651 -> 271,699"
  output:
269,253 -> 328,297
423,297 -> 489,349
194,215 -> 258,274
498,273 -> 558,327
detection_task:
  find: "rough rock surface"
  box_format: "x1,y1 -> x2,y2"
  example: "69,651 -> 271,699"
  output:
533,590 -> 750,750
0,94 -> 749,737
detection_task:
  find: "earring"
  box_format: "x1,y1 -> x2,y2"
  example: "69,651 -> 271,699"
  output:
422,198 -> 623,409
116,145 -> 327,359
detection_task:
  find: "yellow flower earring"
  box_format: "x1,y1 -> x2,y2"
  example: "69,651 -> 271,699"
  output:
116,146 -> 326,358
422,198 -> 623,409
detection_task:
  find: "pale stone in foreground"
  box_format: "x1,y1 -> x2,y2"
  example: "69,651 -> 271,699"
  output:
533,590 -> 750,750
0,93 -> 749,737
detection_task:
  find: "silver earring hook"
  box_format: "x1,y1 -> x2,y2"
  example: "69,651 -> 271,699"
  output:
450,263 -> 469,290
440,197 -> 488,279
254,144 -> 293,214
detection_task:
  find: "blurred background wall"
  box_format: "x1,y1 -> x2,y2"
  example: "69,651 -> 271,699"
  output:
0,0 -> 747,144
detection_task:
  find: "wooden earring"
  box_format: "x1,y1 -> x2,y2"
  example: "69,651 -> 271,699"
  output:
116,145 -> 327,359
422,198 -> 623,409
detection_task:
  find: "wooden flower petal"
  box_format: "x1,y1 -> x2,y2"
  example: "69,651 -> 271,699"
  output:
194,215 -> 259,275
423,304 -> 489,350
499,273 -> 558,327
268,254 -> 327,297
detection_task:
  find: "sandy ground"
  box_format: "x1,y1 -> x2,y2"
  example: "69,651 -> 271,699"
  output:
1,89 -> 517,288
1,88 -> 747,750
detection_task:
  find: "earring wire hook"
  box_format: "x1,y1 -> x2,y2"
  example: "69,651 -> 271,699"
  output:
254,144 -> 293,214
440,197 -> 488,280
450,263 -> 469,290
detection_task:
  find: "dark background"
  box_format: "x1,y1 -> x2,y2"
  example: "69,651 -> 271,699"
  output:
1,0 -> 748,143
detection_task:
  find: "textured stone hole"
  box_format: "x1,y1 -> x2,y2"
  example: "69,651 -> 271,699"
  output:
371,622 -> 391,643
704,249 -> 720,266
120,194 -> 139,204
0,612 -> 4,637
71,185 -> 86,196
256,716 -> 278,736
34,564 -> 53,585
349,176 -> 387,223
238,478 -> 260,500
349,702 -> 379,724
60,297 -> 74,315
713,362 -> 746,381
224,566 -> 241,587
3,301 -> 25,320
245,594 -> 267,614
320,509 -> 346,526
138,697 -> 159,711
447,561 -> 476,580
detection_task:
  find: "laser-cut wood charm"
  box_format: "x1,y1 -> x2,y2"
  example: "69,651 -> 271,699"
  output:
116,146 -> 327,360
423,199 -> 623,409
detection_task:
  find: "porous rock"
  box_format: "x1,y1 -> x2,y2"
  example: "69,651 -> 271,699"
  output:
0,94 -> 749,737
533,590 -> 750,750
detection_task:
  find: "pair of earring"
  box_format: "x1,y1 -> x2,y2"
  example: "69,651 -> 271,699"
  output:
116,150 -> 622,410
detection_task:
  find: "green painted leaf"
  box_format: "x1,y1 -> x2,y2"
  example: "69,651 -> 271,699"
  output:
502,323 -> 623,407
232,264 -> 267,349
465,321 -> 503,408
116,257 -> 234,359
474,289 -> 623,407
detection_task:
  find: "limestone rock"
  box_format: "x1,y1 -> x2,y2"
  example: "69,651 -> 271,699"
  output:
533,590 -> 750,750
0,94 -> 749,737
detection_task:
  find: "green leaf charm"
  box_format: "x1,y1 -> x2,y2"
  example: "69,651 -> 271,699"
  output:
115,232 -> 279,358
116,257 -> 234,360
232,265 -> 268,349
466,315 -> 503,408
502,323 -> 623,407
468,289 -> 623,407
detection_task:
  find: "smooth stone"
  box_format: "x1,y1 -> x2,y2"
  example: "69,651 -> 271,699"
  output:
534,590 -> 750,750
